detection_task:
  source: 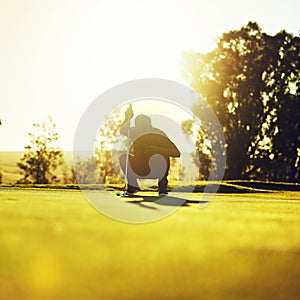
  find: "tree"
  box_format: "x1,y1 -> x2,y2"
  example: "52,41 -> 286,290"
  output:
60,160 -> 77,184
249,31 -> 300,181
94,109 -> 124,184
184,22 -> 300,181
17,117 -> 63,184
0,119 -> 2,183
72,156 -> 100,184
181,119 -> 212,180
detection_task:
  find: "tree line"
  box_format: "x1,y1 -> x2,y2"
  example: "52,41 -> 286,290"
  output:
1,22 -> 299,184
183,22 -> 299,182
7,115 -> 183,185
14,115 -> 124,185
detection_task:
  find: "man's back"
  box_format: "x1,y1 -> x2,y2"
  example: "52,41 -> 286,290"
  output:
131,132 -> 180,159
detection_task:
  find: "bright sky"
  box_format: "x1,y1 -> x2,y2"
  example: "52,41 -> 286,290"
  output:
1,0 -> 299,150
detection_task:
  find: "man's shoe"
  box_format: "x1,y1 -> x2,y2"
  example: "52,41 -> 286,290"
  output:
159,191 -> 168,196
126,186 -> 140,196
124,191 -> 136,196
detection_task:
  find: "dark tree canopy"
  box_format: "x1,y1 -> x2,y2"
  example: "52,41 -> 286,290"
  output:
184,22 -> 300,181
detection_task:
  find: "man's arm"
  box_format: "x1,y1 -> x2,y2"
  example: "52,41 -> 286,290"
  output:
144,137 -> 180,158
120,104 -> 133,136
145,145 -> 180,158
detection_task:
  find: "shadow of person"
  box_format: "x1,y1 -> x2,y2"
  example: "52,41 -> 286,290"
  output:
125,194 -> 210,208
125,195 -> 188,207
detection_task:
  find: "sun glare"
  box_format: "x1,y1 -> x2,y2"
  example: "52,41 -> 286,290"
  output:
1,0 -> 300,151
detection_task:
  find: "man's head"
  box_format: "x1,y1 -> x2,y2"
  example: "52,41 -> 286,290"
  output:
135,114 -> 152,129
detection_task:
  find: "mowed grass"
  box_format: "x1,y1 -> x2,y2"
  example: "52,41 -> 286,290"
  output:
0,188 -> 300,300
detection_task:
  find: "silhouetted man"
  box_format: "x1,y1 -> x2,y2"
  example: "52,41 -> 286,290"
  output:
119,105 -> 180,196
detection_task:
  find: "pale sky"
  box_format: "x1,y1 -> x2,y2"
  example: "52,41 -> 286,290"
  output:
1,0 -> 299,151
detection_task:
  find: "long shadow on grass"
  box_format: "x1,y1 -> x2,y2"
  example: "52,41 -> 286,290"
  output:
125,195 -> 208,208
227,180 -> 300,191
174,183 -> 270,194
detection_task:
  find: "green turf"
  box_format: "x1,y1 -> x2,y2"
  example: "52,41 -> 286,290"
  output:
0,187 -> 300,299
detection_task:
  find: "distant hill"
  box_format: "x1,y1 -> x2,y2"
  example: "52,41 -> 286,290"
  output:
0,151 -> 73,184
0,152 -> 23,184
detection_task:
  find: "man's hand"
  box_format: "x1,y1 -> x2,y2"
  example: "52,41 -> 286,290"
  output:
124,104 -> 133,121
